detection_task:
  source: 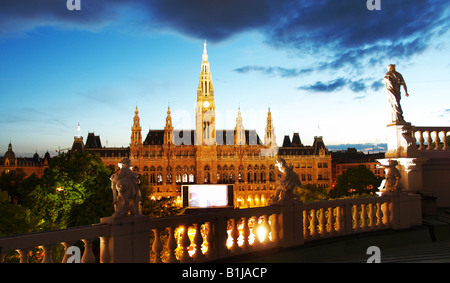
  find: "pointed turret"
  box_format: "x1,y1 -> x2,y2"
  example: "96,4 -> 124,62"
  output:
131,106 -> 142,147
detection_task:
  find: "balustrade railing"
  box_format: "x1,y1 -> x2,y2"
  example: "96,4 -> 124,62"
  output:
302,197 -> 390,241
0,224 -> 109,263
412,126 -> 450,152
1,194 -> 421,263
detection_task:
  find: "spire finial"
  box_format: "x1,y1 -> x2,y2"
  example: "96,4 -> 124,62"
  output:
202,40 -> 208,61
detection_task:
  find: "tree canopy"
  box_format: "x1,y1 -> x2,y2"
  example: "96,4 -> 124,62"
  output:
329,165 -> 382,198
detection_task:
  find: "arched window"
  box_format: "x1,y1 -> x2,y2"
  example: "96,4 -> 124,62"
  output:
182,173 -> 188,183
157,173 -> 163,184
166,173 -> 172,184
189,173 -> 195,183
204,172 -> 210,183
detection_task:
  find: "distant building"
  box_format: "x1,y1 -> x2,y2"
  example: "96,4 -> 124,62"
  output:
331,148 -> 385,188
0,142 -> 50,177
74,42 -> 332,207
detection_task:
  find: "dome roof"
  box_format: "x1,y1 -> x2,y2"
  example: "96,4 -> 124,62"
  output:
4,142 -> 15,160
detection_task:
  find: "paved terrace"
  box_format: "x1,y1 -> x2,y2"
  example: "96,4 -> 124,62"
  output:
224,208 -> 450,263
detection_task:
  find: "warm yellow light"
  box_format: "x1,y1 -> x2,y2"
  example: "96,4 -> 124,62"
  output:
56,186 -> 64,192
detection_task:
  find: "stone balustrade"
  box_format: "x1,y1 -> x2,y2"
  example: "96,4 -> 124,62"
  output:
0,194 -> 422,263
412,126 -> 450,155
302,197 -> 391,241
0,224 -> 109,263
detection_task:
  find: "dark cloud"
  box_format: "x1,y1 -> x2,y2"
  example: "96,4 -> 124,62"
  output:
298,78 -> 347,93
298,77 -> 384,94
1,0 -> 448,82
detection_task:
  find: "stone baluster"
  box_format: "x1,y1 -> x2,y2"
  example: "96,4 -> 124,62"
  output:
310,209 -> 318,238
443,131 -> 449,150
382,202 -> 391,228
352,205 -> 360,232
335,206 -> 343,235
417,131 -> 424,150
327,207 -> 336,236
270,213 -> 280,244
229,218 -> 241,252
241,217 -> 251,251
81,239 -> 96,263
261,214 -> 271,245
434,131 -> 441,150
368,203 -> 376,228
99,236 -> 110,263
179,225 -> 192,263
205,222 -> 214,258
61,242 -> 73,263
17,249 -> 29,263
360,204 -> 368,230
319,208 -> 326,237
193,223 -> 205,261
40,245 -> 53,263
376,202 -> 384,228
252,216 -> 262,248
426,131 -> 432,150
152,229 -> 163,263
303,210 -> 310,239
166,227 -> 178,263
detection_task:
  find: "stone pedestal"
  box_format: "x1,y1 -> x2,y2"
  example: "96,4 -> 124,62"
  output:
378,158 -> 428,194
385,122 -> 420,159
100,215 -> 150,263
272,200 -> 304,248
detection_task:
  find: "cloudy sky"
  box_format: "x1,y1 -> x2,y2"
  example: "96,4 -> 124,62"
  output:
1,0 -> 449,156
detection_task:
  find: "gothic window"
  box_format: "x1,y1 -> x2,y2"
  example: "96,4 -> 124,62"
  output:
204,172 -> 210,183
189,173 -> 195,183
230,172 -> 234,183
182,173 -> 188,183
167,173 -> 172,184
176,173 -> 182,184
143,166 -> 149,172
157,173 -> 163,184
150,173 -> 156,184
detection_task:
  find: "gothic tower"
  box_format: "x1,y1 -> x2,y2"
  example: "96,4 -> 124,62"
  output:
195,40 -> 216,146
264,108 -> 276,146
235,107 -> 246,145
164,106 -> 174,145
131,106 -> 142,147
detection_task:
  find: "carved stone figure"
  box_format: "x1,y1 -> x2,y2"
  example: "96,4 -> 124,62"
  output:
381,159 -> 402,195
382,64 -> 410,124
271,157 -> 302,202
110,158 -> 141,217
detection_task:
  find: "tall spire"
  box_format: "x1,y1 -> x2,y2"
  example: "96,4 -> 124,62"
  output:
131,106 -> 142,146
265,107 -> 276,146
235,107 -> 246,145
196,40 -> 216,145
202,40 -> 208,61
164,106 -> 174,145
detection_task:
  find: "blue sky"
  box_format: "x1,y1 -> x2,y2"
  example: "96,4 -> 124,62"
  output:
1,0 -> 449,157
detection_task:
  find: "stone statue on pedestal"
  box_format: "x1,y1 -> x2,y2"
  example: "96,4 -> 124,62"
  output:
110,158 -> 141,217
382,64 -> 410,124
271,157 -> 302,202
379,159 -> 402,195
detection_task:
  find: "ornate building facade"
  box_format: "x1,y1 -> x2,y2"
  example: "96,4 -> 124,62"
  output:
82,42 -> 332,207
0,142 -> 50,178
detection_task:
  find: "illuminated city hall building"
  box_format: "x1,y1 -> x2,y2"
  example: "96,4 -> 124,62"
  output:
78,42 -> 332,207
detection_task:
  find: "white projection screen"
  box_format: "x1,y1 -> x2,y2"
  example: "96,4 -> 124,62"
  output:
182,184 -> 234,208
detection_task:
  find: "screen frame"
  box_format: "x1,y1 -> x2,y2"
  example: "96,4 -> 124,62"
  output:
182,184 -> 234,208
